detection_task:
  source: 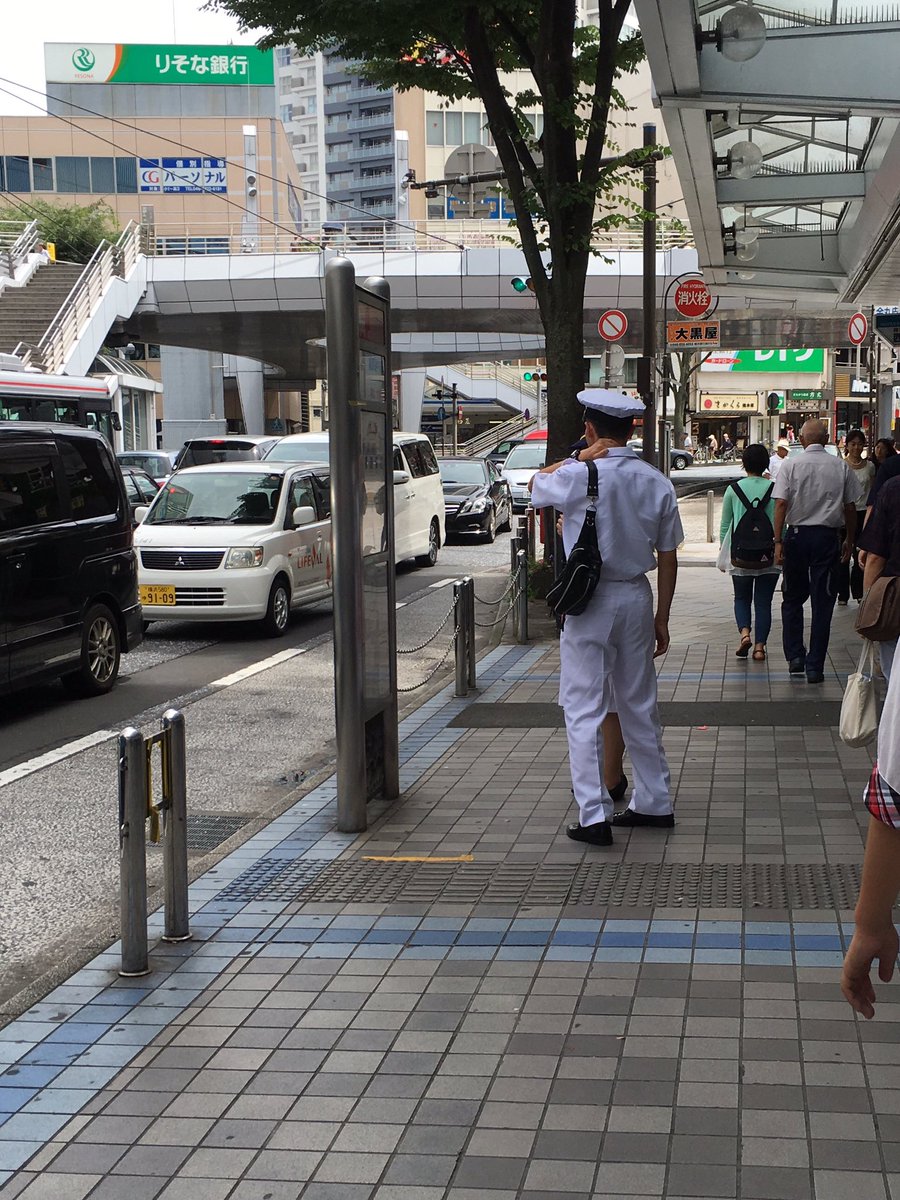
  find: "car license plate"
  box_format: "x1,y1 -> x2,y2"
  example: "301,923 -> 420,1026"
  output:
139,584 -> 176,606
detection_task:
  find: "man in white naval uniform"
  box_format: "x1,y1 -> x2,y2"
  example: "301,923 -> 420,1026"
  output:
531,390 -> 683,846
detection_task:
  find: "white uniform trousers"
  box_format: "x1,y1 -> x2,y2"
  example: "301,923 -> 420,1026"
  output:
559,576 -> 672,826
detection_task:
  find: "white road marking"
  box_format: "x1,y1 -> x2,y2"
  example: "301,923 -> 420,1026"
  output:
210,646 -> 309,690
0,729 -> 118,790
395,601 -> 407,609
428,578 -> 455,589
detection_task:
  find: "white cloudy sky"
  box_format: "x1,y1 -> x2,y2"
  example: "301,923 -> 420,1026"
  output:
0,0 -> 252,113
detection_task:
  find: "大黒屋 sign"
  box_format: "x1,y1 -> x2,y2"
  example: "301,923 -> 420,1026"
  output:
45,43 -> 274,86
139,158 -> 227,194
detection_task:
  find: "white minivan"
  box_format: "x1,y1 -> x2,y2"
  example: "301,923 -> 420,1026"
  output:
266,432 -> 445,567
134,462 -> 332,636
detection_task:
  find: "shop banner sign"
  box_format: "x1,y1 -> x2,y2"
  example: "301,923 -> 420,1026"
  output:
45,43 -> 274,86
701,349 -> 824,373
139,158 -> 227,194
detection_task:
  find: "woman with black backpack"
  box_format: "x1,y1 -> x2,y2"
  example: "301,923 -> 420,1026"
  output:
718,443 -> 781,661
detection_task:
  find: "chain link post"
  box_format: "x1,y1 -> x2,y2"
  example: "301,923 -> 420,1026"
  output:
465,577 -> 477,689
706,489 -> 715,543
453,583 -> 467,697
161,710 -> 190,943
118,728 -> 149,977
526,508 -> 537,562
510,529 -> 520,576
517,549 -> 529,644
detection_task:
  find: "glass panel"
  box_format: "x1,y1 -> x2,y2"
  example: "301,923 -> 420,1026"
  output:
361,410 -> 387,556
115,157 -> 138,193
31,157 -> 53,191
90,157 -> 115,193
0,451 -> 61,530
56,156 -> 90,193
445,111 -> 462,146
4,156 -> 30,192
57,437 -> 120,518
362,558 -> 390,707
464,112 -> 481,143
426,110 -> 444,146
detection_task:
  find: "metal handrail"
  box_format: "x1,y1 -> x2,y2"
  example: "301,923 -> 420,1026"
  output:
142,218 -> 693,256
458,413 -> 539,457
2,219 -> 39,278
13,222 -> 141,374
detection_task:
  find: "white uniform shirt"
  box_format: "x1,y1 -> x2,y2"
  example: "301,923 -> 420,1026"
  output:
531,446 -> 684,580
771,444 -> 862,527
768,453 -> 787,481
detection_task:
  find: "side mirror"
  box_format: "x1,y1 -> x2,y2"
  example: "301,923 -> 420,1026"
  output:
393,470 -> 410,485
134,505 -> 149,523
292,505 -> 316,528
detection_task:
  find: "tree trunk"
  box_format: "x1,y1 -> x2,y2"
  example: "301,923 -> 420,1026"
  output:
543,262 -> 589,465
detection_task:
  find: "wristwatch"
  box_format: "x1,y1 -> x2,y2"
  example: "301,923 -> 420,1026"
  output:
569,449 -> 582,462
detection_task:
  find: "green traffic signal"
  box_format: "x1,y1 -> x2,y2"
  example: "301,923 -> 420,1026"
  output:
511,277 -> 533,293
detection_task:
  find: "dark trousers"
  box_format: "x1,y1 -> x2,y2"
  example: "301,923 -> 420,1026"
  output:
781,525 -> 841,673
836,525 -> 865,602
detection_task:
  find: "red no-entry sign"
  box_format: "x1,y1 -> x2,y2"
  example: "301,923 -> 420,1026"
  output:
848,312 -> 868,346
598,309 -> 628,341
674,279 -> 712,319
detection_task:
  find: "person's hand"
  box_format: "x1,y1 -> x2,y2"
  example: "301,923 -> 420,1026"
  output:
841,538 -> 853,564
579,441 -> 613,462
556,515 -> 563,538
653,617 -> 670,658
858,549 -> 868,569
841,924 -> 900,1019
774,542 -> 784,566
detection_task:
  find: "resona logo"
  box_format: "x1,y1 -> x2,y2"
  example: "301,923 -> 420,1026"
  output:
72,47 -> 96,72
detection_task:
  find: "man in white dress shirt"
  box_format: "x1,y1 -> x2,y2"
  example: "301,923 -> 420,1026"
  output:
530,390 -> 683,846
768,439 -> 790,481
773,418 -> 862,683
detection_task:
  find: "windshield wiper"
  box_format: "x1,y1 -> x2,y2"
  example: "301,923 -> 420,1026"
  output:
150,516 -> 230,524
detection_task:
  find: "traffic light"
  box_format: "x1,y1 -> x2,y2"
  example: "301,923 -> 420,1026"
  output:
511,277 -> 535,293
523,371 -> 547,381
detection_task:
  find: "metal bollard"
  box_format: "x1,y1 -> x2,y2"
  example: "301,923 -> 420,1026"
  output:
454,581 -> 468,697
119,728 -> 149,977
526,508 -> 537,562
516,549 -> 529,644
706,489 -> 715,543
465,577 -> 477,689
510,530 -> 520,575
161,710 -> 190,943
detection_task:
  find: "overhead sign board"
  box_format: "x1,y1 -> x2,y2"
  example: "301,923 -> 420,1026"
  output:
788,388 -> 824,403
673,279 -> 712,319
700,393 -> 760,413
139,157 -> 227,193
701,349 -> 825,374
44,43 -> 274,86
667,321 -> 720,348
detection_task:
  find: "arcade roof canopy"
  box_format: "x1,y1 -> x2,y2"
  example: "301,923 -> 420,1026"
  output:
633,0 -> 900,307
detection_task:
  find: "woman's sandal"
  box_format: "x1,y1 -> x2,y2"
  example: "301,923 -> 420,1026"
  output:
752,646 -> 767,661
735,635 -> 752,658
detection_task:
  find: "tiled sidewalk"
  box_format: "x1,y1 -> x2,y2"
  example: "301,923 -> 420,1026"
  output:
1,569 -> 896,1200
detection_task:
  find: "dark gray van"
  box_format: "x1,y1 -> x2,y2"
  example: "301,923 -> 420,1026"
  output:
0,423 -> 142,696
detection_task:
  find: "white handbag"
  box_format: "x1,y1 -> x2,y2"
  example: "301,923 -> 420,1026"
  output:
839,641 -> 878,748
716,528 -> 731,573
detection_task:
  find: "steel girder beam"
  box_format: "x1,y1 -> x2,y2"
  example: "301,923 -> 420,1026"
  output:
717,172 -> 867,206
699,24 -> 900,118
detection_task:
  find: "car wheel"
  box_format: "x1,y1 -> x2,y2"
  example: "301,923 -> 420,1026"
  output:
415,519 -> 440,568
672,455 -> 688,470
482,508 -> 496,543
63,603 -> 121,696
262,577 -> 291,637
498,501 -> 512,533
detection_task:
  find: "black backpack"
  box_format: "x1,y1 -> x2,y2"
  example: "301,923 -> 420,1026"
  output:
730,481 -> 775,570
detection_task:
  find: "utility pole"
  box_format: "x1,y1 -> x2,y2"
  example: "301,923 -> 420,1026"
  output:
451,382 -> 459,455
639,123 -> 658,467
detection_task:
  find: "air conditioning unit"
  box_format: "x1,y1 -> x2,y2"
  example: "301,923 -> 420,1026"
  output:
295,134 -> 307,144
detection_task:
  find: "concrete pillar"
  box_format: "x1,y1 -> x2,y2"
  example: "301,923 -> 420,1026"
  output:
233,357 -> 266,434
160,347 -> 226,445
398,367 -> 427,432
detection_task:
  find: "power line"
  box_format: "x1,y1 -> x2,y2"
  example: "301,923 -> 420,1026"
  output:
0,73 -> 469,253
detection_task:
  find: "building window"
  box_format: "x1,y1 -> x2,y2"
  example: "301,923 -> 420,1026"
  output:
426,111 -> 444,146
427,201 -> 445,219
4,156 -> 30,192
32,157 -> 53,191
280,103 -> 293,124
90,157 -> 115,194
275,46 -> 292,67
306,97 -> 317,115
115,157 -> 138,193
445,111 -> 462,146
148,344 -> 161,359
464,112 -> 482,144
56,156 -> 90,193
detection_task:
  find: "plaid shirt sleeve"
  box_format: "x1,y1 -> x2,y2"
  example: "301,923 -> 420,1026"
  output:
865,764 -> 900,828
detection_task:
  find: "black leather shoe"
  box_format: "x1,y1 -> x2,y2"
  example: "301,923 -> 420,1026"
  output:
611,809 -> 675,829
788,657 -> 807,674
806,671 -> 824,684
566,821 -> 613,846
609,775 -> 628,804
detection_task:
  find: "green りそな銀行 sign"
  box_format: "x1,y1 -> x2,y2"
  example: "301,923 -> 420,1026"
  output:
44,43 -> 274,86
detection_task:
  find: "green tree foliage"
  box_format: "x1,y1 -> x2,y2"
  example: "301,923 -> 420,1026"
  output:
0,199 -> 121,264
206,0 -> 646,460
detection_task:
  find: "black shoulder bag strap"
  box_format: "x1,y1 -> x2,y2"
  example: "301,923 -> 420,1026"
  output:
580,459 -> 599,536
731,480 -> 773,513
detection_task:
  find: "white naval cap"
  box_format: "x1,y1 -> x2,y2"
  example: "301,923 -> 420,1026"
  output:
577,388 -> 645,419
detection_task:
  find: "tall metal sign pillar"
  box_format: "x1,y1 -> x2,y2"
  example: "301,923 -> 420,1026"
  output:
325,258 -> 400,833
639,124 -> 658,468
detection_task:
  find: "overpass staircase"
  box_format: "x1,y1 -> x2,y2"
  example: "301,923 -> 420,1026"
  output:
0,262 -> 85,355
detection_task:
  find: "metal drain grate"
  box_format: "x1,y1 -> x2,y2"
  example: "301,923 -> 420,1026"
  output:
216,858 -> 861,910
149,813 -> 249,856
